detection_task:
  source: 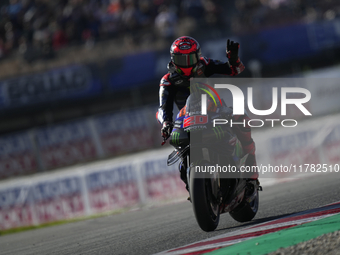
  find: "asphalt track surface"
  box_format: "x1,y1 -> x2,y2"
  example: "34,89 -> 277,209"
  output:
1,173 -> 340,255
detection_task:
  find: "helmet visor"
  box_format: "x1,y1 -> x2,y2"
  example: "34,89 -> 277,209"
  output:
172,53 -> 199,68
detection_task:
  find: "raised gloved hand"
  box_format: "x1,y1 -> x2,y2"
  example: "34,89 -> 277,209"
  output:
226,39 -> 240,66
161,121 -> 173,140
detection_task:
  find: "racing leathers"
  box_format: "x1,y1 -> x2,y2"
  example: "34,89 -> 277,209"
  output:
156,56 -> 258,188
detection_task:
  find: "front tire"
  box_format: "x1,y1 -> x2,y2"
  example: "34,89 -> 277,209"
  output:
190,168 -> 220,232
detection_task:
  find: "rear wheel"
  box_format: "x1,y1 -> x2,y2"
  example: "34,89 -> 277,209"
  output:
190,167 -> 220,232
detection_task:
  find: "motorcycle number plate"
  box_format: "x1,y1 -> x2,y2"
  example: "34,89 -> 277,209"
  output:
183,115 -> 208,128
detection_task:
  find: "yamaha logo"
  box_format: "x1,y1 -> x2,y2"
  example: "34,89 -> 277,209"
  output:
175,80 -> 184,84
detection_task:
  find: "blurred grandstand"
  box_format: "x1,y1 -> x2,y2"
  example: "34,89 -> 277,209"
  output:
0,0 -> 225,66
0,0 -> 340,179
1,0 -> 339,75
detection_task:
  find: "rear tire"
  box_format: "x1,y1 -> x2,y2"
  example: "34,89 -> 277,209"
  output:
190,168 -> 220,232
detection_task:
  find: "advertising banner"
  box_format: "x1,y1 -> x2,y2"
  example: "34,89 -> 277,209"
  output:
0,65 -> 102,110
239,19 -> 340,64
0,175 -> 85,229
0,132 -> 38,179
0,105 -> 161,180
85,164 -> 139,213
93,108 -> 156,156
0,185 -> 34,230
269,130 -> 320,167
29,176 -> 85,224
35,120 -> 98,169
140,157 -> 187,201
256,116 -> 340,179
320,124 -> 340,164
304,68 -> 340,116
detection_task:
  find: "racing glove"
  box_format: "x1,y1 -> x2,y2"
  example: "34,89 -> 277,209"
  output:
226,39 -> 240,66
161,121 -> 173,140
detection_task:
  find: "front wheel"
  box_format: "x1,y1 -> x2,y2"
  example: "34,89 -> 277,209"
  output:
190,168 -> 220,232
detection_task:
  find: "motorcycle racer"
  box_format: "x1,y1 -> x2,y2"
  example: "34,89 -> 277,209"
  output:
156,36 -> 258,188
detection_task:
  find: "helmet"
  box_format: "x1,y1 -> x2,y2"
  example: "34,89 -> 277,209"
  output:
170,36 -> 201,77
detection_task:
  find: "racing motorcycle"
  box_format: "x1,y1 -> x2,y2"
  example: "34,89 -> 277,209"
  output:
166,93 -> 261,232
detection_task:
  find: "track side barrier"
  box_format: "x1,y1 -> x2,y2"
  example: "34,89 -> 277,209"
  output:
1,114 -> 340,230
